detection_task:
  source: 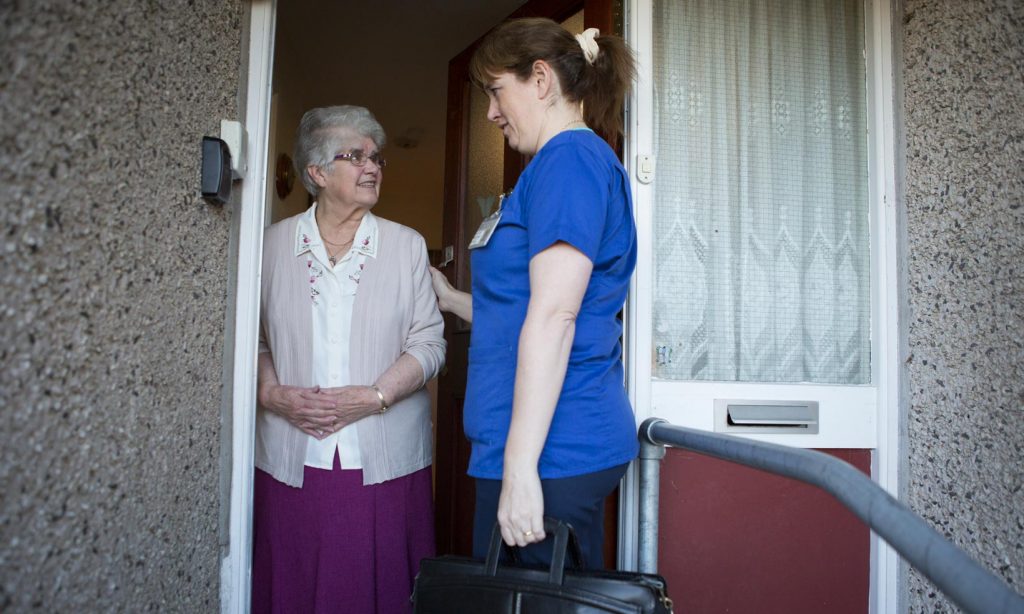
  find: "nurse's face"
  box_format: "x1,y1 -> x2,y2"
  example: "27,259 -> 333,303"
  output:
484,71 -> 542,155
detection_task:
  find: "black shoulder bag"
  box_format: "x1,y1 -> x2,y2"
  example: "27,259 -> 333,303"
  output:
412,518 -> 674,613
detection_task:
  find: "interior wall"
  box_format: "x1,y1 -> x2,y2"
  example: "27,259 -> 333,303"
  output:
902,0 -> 1024,608
267,91 -> 311,223
264,0 -> 528,249
266,3 -> 452,246
0,1 -> 245,610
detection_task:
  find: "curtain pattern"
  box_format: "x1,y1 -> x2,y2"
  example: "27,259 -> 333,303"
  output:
651,0 -> 870,384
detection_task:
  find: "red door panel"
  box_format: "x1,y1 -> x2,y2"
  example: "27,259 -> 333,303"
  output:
657,449 -> 871,613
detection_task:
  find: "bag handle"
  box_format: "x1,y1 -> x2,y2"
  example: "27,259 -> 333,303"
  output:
484,517 -> 585,585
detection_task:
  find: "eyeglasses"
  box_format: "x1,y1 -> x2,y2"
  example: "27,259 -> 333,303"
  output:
332,150 -> 387,168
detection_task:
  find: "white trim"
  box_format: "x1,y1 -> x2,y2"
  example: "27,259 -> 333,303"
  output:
865,0 -> 902,610
619,0 -> 655,573
221,2 -> 275,613
265,92 -> 280,222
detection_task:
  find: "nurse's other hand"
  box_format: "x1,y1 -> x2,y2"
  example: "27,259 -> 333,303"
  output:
497,469 -> 545,548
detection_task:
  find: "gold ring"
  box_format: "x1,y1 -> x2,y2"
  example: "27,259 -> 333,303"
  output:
523,530 -> 533,537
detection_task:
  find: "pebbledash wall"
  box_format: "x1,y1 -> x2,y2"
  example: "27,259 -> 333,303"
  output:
902,0 -> 1024,610
0,1 -> 246,610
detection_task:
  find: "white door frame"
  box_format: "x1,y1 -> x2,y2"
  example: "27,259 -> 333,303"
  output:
619,1 -> 902,612
222,2 -> 276,613
865,0 -> 903,610
227,2 -> 903,612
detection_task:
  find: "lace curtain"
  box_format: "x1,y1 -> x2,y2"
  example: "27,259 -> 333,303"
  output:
651,0 -> 870,384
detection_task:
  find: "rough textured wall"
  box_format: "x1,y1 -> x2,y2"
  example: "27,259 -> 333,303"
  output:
903,0 -> 1024,609
0,1 -> 245,610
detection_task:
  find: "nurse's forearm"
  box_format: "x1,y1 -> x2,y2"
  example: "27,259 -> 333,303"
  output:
440,288 -> 473,323
504,310 -> 575,472
430,267 -> 473,322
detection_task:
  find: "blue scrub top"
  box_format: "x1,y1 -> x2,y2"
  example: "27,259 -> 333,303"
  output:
464,129 -> 639,480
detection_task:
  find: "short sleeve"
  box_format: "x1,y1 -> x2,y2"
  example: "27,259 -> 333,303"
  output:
523,143 -> 609,262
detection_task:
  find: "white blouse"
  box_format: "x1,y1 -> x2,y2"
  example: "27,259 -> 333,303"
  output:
296,205 -> 379,470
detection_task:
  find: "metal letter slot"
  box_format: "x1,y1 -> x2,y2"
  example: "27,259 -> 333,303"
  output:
714,400 -> 819,434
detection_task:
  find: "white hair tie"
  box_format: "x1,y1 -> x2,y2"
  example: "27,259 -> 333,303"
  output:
575,28 -> 600,65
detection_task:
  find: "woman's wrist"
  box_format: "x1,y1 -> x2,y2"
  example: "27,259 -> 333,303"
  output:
369,384 -> 389,413
257,382 -> 275,408
503,455 -> 540,479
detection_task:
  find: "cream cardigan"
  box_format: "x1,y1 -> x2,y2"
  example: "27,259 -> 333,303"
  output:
256,212 -> 446,487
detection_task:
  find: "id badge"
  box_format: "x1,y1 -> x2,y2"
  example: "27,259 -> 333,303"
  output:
468,193 -> 507,250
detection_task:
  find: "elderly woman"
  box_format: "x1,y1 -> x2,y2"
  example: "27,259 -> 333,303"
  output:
253,105 -> 445,613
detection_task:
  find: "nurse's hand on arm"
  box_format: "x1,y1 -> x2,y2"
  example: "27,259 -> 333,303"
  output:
498,241 -> 592,548
257,352 -> 339,439
430,266 -> 473,323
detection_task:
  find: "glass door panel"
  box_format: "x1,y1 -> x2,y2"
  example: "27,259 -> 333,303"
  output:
651,0 -> 870,386
460,84 -> 507,297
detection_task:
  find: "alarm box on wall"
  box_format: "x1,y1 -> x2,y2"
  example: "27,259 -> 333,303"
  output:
201,136 -> 232,204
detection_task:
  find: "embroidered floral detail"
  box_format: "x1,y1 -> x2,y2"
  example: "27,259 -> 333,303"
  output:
307,256 -> 324,304
348,262 -> 365,284
296,232 -> 317,256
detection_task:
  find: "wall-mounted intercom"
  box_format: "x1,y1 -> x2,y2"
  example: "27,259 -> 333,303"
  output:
201,136 -> 232,205
200,120 -> 247,205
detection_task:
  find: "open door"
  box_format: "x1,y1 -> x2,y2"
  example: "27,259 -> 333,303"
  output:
434,0 -> 616,560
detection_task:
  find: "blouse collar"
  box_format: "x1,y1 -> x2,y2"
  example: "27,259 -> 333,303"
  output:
295,204 -> 379,259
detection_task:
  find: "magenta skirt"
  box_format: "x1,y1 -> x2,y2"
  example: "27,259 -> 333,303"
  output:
251,454 -> 435,614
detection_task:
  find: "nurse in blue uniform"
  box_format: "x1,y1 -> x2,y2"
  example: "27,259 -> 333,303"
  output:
430,17 -> 638,569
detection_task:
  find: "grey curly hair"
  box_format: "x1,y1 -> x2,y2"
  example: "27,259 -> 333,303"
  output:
293,105 -> 387,197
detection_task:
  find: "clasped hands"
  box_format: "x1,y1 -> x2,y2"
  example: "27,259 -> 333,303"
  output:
259,384 -> 380,439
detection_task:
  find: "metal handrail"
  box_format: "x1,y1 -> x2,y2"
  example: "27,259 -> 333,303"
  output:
637,418 -> 1024,614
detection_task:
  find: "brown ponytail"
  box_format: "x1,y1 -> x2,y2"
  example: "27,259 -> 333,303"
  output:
470,17 -> 636,142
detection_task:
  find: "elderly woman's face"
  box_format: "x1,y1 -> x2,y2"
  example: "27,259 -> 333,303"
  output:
315,135 -> 383,209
